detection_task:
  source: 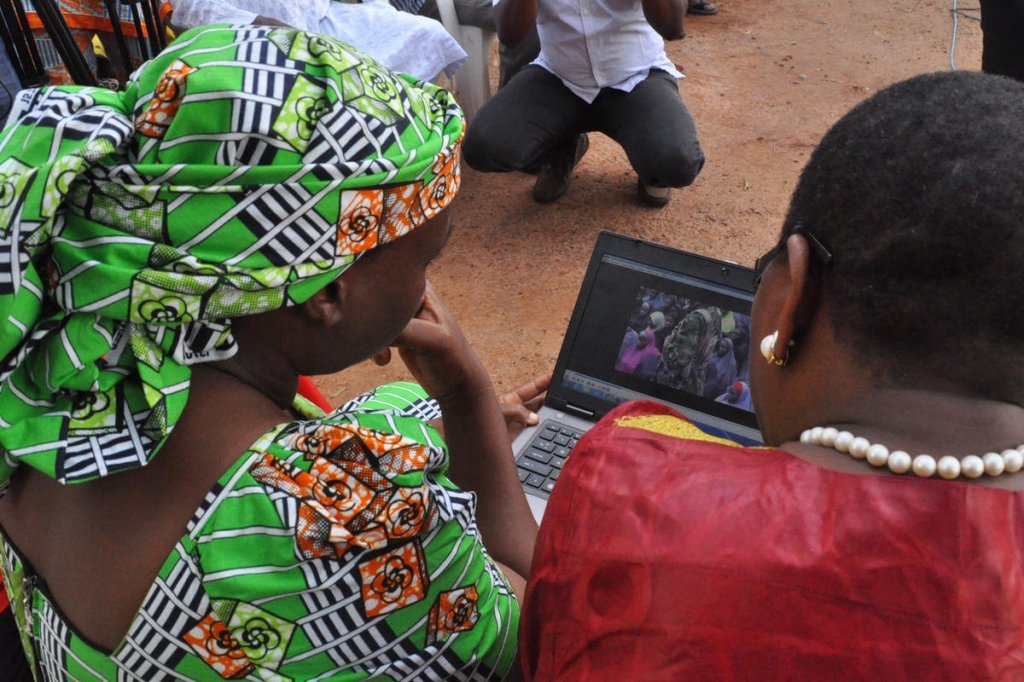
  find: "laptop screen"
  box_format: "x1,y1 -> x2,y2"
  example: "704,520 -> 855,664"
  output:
548,233 -> 763,445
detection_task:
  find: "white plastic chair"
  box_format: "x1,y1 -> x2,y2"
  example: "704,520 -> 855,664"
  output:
434,0 -> 496,122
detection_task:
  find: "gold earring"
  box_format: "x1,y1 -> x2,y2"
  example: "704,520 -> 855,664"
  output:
760,331 -> 789,367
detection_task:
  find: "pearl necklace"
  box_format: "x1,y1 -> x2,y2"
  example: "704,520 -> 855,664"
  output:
800,426 -> 1024,480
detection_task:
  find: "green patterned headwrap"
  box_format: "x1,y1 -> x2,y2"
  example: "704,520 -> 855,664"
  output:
0,25 -> 463,489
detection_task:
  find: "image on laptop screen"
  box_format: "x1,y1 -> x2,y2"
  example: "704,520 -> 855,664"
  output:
552,249 -> 761,445
612,286 -> 752,411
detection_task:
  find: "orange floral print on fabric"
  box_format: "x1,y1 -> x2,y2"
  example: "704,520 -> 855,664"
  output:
285,424 -> 409,461
184,613 -> 255,680
251,452 -> 396,559
285,425 -> 351,459
350,425 -> 408,456
135,59 -> 197,139
296,503 -> 335,559
326,443 -> 388,492
426,586 -> 480,646
380,487 -> 437,539
360,540 -> 430,618
248,454 -> 308,499
310,456 -> 376,516
377,443 -> 431,476
336,147 -> 460,252
296,503 -> 392,559
421,147 -> 461,219
379,183 -> 423,245
337,188 -> 383,256
313,432 -> 393,488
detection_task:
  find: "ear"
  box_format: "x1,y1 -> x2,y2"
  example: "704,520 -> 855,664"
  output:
301,278 -> 346,326
771,234 -> 818,358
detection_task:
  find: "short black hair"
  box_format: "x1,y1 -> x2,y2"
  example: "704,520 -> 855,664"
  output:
779,71 -> 1024,390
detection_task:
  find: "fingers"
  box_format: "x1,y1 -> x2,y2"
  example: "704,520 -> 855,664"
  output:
372,347 -> 392,366
500,401 -> 540,427
498,374 -> 550,438
523,395 -> 546,412
501,373 -> 553,403
386,281 -> 489,400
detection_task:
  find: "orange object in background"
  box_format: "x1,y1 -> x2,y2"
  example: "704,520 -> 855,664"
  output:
23,0 -> 146,84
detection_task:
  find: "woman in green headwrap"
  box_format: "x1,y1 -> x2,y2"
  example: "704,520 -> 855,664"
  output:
0,24 -> 536,681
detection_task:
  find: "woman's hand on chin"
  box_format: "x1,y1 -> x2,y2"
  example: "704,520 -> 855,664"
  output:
371,280 -> 491,403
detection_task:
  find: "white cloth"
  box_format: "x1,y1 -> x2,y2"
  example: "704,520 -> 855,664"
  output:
493,0 -> 681,102
170,0 -> 467,80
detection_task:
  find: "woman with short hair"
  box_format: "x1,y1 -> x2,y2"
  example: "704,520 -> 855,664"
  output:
521,70 -> 1024,681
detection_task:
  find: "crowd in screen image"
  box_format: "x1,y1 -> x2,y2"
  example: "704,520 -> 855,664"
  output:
614,287 -> 752,410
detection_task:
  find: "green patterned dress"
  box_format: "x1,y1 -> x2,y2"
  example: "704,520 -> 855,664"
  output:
1,383 -> 519,681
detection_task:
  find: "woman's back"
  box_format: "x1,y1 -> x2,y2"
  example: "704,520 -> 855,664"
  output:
522,401 -> 1024,681
2,381 -> 520,680
0,365 -> 288,650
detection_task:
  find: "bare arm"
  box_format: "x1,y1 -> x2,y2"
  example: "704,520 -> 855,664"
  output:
493,0 -> 538,48
379,282 -> 538,580
642,0 -> 686,40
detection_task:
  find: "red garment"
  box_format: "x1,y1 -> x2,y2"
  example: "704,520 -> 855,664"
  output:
297,375 -> 333,413
521,400 -> 1024,681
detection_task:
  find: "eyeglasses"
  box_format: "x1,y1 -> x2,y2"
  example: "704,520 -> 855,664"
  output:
752,225 -> 833,291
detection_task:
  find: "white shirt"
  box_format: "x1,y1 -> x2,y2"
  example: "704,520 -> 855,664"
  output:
495,0 -> 681,102
170,0 -> 467,81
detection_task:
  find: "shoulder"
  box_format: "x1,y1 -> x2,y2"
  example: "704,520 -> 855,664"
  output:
578,399 -> 767,465
523,403 -> 1024,680
177,383 -> 519,679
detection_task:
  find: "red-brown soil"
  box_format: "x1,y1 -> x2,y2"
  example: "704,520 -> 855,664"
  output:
315,0 -> 983,403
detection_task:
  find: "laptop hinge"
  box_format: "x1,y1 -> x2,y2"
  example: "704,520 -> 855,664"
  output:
563,403 -> 595,419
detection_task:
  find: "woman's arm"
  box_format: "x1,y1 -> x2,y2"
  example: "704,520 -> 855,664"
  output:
377,282 -> 538,580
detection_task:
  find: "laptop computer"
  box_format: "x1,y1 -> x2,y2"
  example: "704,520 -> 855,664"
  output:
512,230 -> 764,522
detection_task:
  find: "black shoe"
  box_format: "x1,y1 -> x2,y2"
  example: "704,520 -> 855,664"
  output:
533,134 -> 590,203
637,178 -> 672,207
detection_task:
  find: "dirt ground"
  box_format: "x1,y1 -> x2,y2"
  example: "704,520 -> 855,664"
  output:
315,0 -> 984,404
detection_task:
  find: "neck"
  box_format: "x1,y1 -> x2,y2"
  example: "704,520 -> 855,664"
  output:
777,388 -> 1024,488
198,355 -> 300,413
806,388 -> 1024,455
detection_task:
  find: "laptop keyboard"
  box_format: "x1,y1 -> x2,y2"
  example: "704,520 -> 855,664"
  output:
517,421 -> 585,497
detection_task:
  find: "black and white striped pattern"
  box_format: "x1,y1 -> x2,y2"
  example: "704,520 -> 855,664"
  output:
304,104 -> 399,166
297,570 -> 427,672
34,604 -> 72,682
60,412 -> 152,482
114,553 -> 207,679
233,182 -> 338,266
217,59 -> 295,167
0,231 -> 26,295
185,483 -> 225,536
368,641 -> 499,681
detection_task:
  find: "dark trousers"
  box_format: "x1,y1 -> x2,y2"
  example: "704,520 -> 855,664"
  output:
980,0 -> 1024,82
463,65 -> 705,188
